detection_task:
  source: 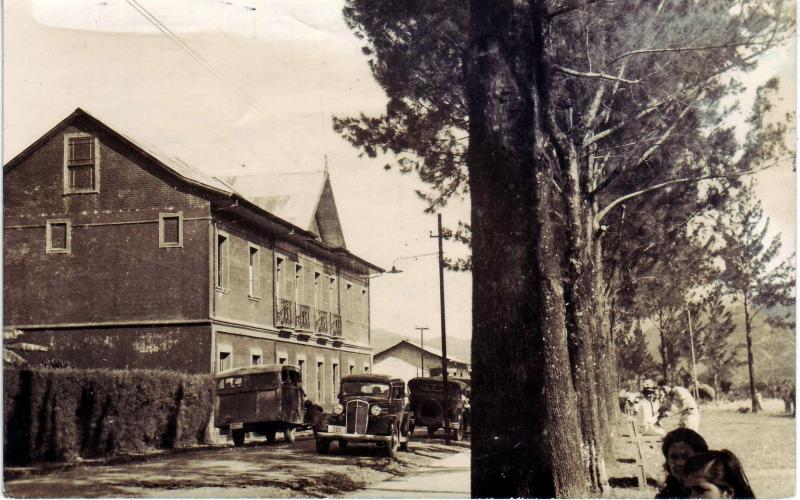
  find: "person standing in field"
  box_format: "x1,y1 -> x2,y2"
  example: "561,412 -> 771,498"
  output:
637,379 -> 666,436
660,380 -> 700,432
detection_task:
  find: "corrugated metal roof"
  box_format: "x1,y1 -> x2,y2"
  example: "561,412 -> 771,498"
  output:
219,171 -> 327,231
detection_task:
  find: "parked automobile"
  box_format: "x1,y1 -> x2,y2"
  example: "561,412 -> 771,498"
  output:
313,374 -> 411,459
215,364 -> 306,447
408,376 -> 470,441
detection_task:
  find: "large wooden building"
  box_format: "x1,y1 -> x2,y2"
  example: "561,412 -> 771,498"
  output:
4,108 -> 380,409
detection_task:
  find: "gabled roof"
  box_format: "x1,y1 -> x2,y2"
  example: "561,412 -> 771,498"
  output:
4,108 -> 380,271
4,107 -> 235,196
375,340 -> 470,365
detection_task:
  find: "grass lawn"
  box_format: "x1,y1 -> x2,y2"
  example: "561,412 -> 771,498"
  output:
607,398 -> 795,498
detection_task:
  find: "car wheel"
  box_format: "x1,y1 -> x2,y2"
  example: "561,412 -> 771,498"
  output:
454,414 -> 464,441
387,423 -> 398,459
283,427 -> 296,443
427,426 -> 436,438
265,430 -> 277,444
316,438 -> 331,454
232,429 -> 245,447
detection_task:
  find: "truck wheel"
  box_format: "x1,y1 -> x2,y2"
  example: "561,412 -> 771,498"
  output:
232,429 -> 245,447
283,428 -> 296,443
454,414 -> 464,442
387,423 -> 399,459
316,438 -> 331,454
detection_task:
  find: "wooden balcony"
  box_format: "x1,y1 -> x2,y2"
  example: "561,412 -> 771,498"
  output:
276,298 -> 295,329
315,310 -> 329,334
296,304 -> 311,331
330,313 -> 342,337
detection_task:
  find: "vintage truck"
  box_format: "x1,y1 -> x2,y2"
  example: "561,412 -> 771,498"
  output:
215,364 -> 307,447
313,374 -> 412,459
408,376 -> 470,441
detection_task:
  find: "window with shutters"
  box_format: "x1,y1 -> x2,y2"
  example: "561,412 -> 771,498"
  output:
64,134 -> 99,193
159,213 -> 183,248
46,219 -> 71,254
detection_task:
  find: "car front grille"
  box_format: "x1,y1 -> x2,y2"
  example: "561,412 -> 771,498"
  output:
345,399 -> 369,434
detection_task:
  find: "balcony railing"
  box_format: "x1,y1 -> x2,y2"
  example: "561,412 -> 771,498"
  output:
330,313 -> 342,337
296,304 -> 311,331
315,310 -> 329,334
276,298 -> 296,328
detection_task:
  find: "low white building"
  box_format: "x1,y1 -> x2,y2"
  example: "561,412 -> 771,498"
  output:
372,340 -> 471,383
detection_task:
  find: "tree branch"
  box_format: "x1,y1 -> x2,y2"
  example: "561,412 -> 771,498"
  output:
552,64 -> 640,84
589,99 -> 696,198
609,39 -> 786,64
596,166 -> 775,223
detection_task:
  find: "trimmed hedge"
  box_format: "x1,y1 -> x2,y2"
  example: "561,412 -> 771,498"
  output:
4,368 -> 215,465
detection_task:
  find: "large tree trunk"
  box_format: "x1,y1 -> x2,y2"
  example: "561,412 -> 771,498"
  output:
560,152 -> 608,492
468,1 -> 587,497
744,293 -> 758,413
593,230 -> 619,459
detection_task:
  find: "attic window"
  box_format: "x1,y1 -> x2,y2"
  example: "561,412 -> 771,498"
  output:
64,134 -> 99,193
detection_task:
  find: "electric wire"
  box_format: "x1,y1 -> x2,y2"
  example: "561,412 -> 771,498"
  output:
124,0 -> 302,167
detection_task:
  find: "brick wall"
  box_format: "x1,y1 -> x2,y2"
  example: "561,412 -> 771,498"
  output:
4,116 -> 211,326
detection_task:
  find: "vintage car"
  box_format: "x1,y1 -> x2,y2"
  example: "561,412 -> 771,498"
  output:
408,376 -> 470,441
313,374 -> 411,458
215,364 -> 306,447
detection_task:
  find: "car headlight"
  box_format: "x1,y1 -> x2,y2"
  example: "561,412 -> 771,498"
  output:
370,404 -> 382,416
333,403 -> 344,415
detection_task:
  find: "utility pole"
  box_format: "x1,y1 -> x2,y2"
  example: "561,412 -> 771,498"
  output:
431,213 -> 450,445
415,326 -> 429,376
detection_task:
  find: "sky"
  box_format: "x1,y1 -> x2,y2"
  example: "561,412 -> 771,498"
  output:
3,0 -> 796,346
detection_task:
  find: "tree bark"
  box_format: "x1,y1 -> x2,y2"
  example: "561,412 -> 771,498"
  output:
468,1 -> 586,496
593,229 -> 618,459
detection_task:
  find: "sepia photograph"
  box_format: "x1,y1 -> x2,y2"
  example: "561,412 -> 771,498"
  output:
2,1 -> 796,498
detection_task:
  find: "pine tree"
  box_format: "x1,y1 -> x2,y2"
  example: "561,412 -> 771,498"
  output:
717,184 -> 794,412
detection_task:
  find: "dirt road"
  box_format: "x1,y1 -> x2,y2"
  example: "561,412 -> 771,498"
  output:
4,430 -> 470,498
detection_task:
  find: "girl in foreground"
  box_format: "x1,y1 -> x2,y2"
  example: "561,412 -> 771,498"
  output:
682,449 -> 755,499
656,428 -> 709,498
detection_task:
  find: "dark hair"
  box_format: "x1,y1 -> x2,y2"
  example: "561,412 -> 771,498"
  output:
661,428 -> 709,459
656,428 -> 709,499
683,450 -> 755,499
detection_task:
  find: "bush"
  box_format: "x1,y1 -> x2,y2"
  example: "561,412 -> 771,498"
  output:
4,368 -> 215,465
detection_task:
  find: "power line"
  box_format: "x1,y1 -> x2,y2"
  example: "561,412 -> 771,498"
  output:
124,0 -> 301,166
